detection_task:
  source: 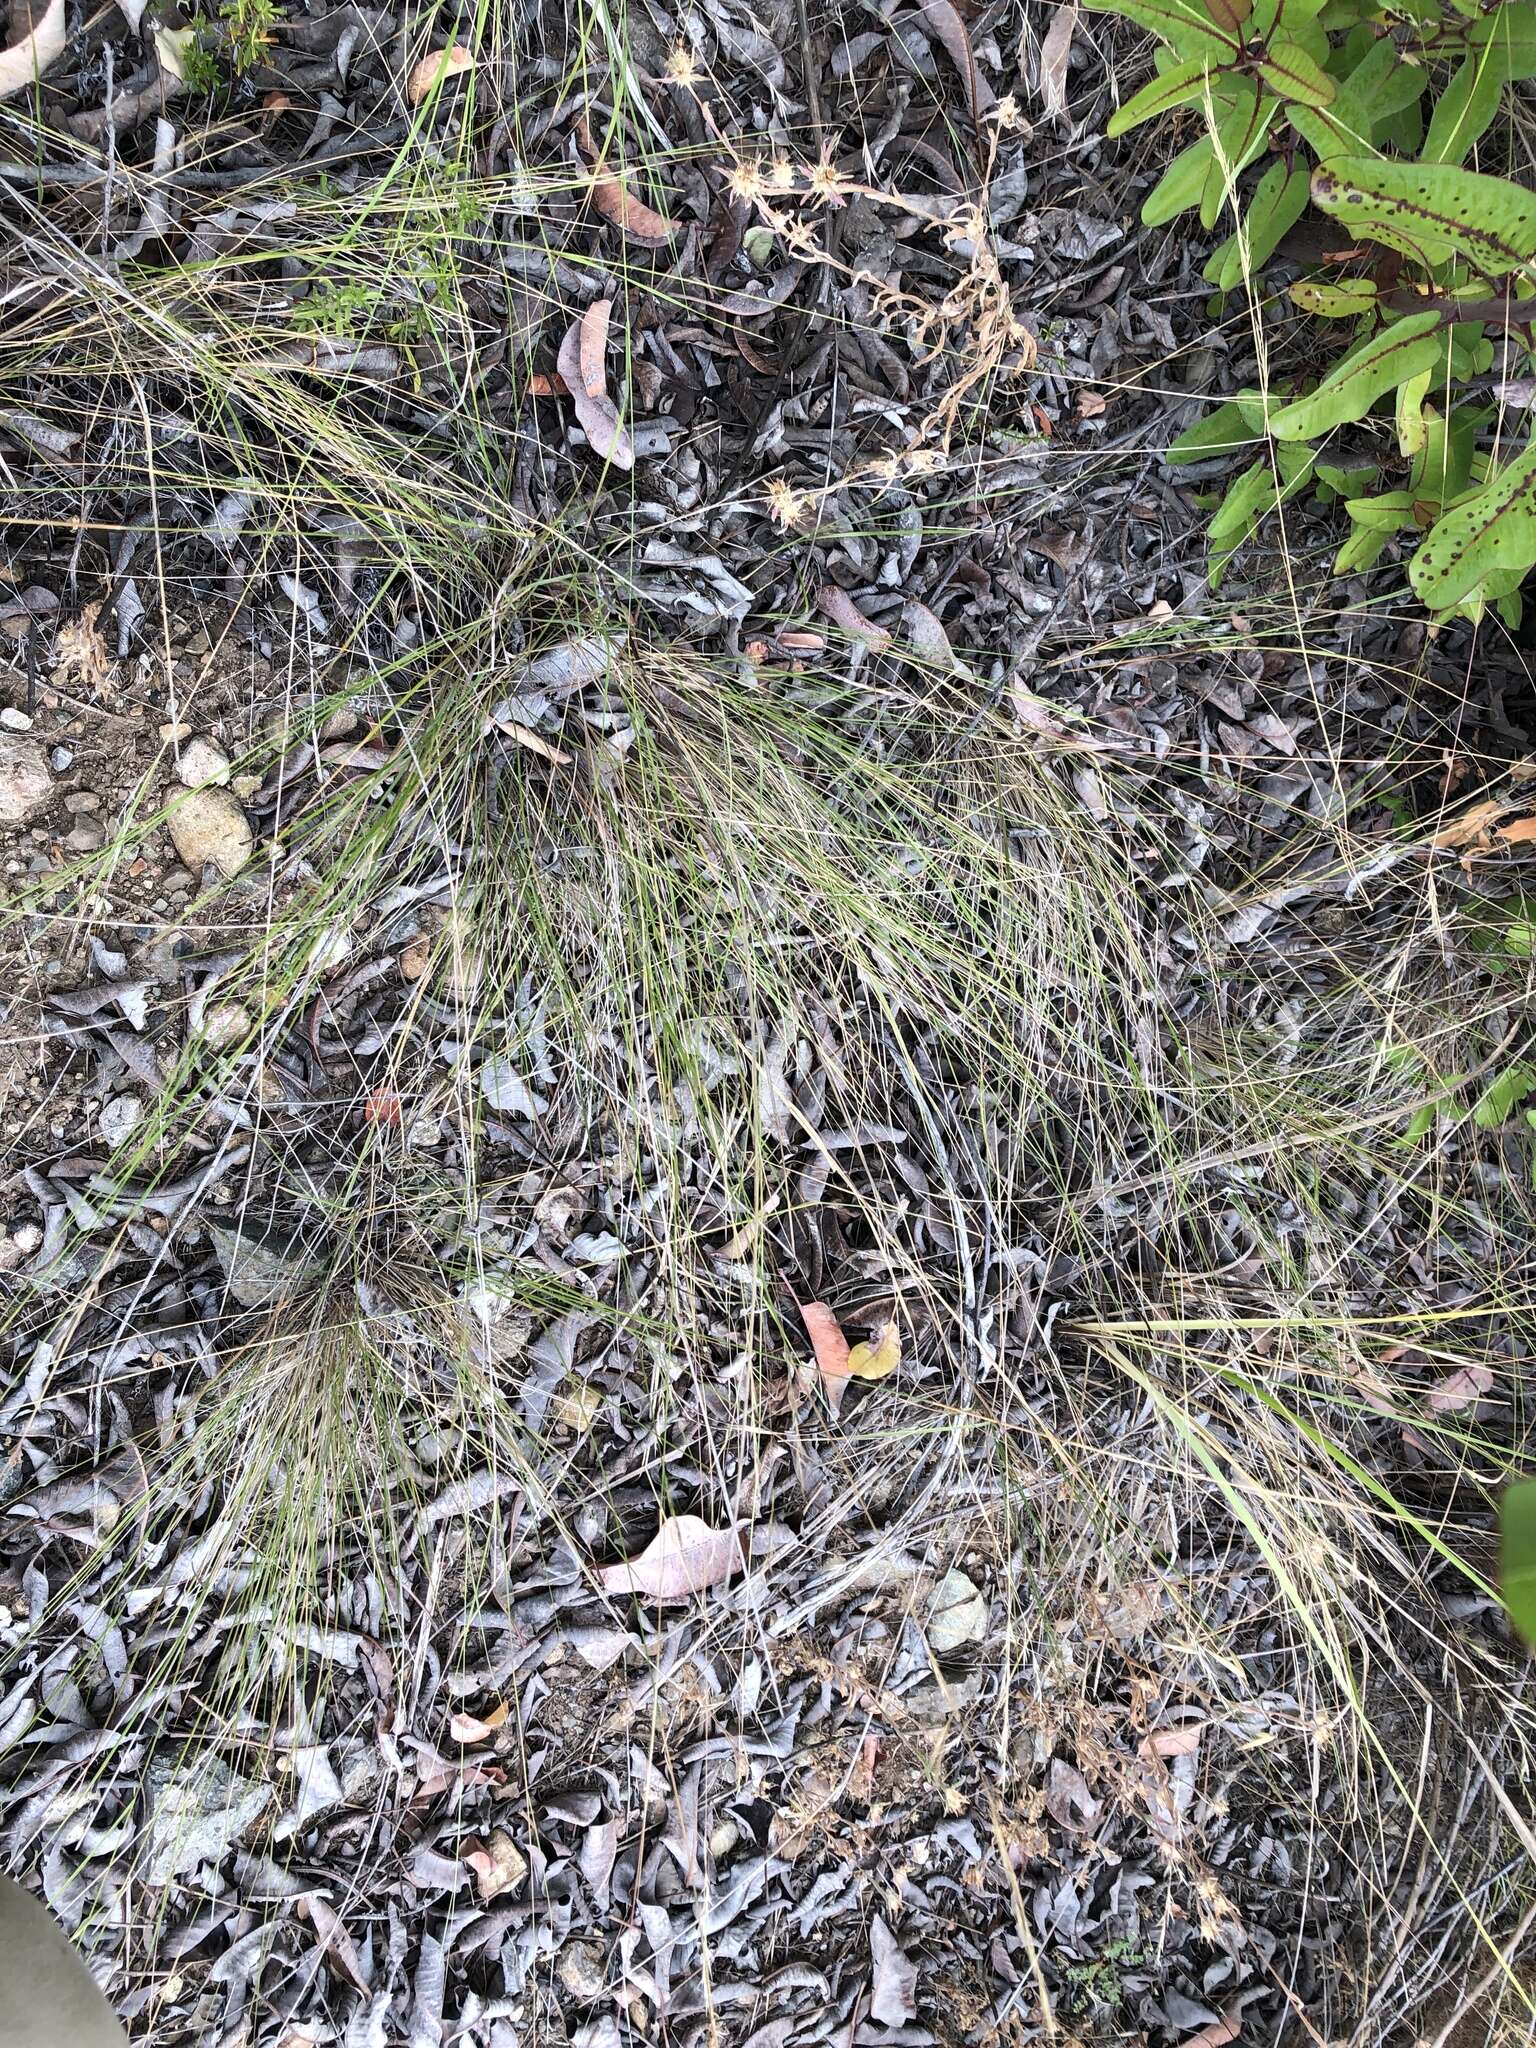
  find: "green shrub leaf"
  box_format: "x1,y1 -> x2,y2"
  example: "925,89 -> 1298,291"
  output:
1082,0 -> 1237,55
1108,57 -> 1222,134
1410,439 -> 1536,608
1142,133 -> 1216,223
1422,51 -> 1504,162
1166,396 -> 1263,462
1311,156 -> 1536,275
1501,1479 -> 1536,1650
1267,311 -> 1447,438
1471,3 -> 1536,80
1205,160 -> 1311,286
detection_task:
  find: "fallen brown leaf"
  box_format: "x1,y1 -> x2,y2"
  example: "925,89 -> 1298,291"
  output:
1431,796 -> 1510,849
576,116 -> 675,246
597,1513 -> 743,1602
407,43 -> 474,103
799,1298 -> 852,1410
1498,816 -> 1536,845
0,0 -> 65,98
1139,1723 -> 1204,1760
1182,2012 -> 1242,2048
450,1700 -> 509,1742
578,298 -> 611,399
918,0 -> 997,127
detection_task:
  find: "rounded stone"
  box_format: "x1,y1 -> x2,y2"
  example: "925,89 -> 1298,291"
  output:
0,737 -> 52,827
167,786 -> 253,880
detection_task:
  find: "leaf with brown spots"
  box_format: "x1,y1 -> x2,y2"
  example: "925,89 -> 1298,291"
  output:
577,115 -> 675,247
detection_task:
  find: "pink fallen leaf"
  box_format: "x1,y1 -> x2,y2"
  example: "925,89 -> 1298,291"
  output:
799,1298 -> 852,1411
578,298 -> 611,400
817,585 -> 892,651
407,42 -> 474,103
556,315 -> 634,471
1139,1723 -> 1204,1760
0,0 -> 65,98
1427,1363 -> 1494,1414
1182,2012 -> 1242,2048
597,1513 -> 743,1602
1037,3 -> 1078,120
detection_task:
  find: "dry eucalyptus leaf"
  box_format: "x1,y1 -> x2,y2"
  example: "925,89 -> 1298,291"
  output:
917,0 -> 996,124
0,0 -> 65,98
817,585 -> 892,650
869,1917 -> 918,2026
579,298 -> 612,399
1182,2013 -> 1242,2048
1427,1363 -> 1494,1414
577,118 -> 675,246
464,1830 -> 527,1900
556,315 -> 635,470
407,44 -> 474,102
596,1513 -> 743,1602
449,1700 -> 509,1743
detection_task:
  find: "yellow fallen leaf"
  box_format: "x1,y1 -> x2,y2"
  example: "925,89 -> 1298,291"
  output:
845,1320 -> 901,1381
408,43 -> 474,103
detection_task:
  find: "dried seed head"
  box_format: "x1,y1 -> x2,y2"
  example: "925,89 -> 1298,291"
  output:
767,157 -> 796,192
764,478 -> 809,529
726,157 -> 765,203
664,41 -> 700,84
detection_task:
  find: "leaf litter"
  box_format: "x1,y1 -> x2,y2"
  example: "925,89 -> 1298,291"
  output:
0,0 -> 1528,2041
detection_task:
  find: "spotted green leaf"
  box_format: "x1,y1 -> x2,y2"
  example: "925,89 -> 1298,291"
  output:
1289,277 -> 1378,317
1256,36 -> 1337,102
1311,156 -> 1536,276
1199,80 -> 1274,229
1410,439 -> 1536,609
1166,396 -> 1263,463
1267,311 -> 1446,439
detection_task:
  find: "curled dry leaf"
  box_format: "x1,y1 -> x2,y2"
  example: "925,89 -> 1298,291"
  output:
846,1319 -> 901,1381
0,0 -> 65,97
407,43 -> 474,103
597,1513 -> 743,1603
799,1298 -> 852,1411
449,1700 -> 509,1743
1427,1363 -> 1495,1414
576,115 -> 675,247
556,314 -> 634,470
817,586 -> 892,650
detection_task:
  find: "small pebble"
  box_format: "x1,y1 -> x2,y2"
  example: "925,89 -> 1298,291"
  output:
0,707 -> 33,732
557,1942 -> 606,2002
50,747 -> 73,772
175,736 -> 232,789
12,1223 -> 42,1254
99,1095 -> 143,1147
158,721 -> 192,742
